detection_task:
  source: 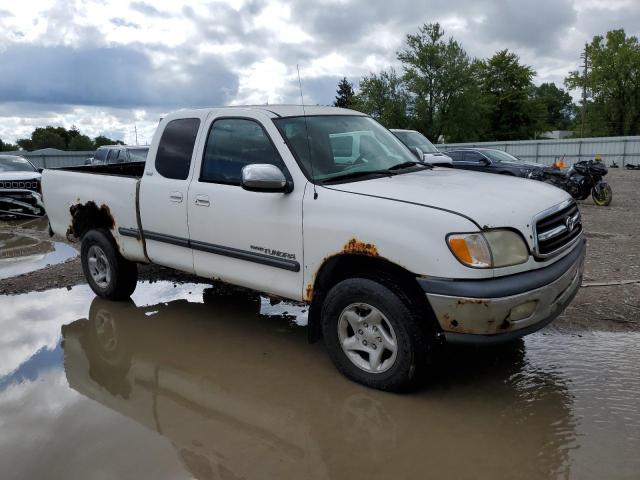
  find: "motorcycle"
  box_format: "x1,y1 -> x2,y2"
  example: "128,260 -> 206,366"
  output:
529,159 -> 613,206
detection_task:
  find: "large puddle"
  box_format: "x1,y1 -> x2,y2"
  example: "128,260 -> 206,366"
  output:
0,218 -> 78,279
0,282 -> 638,479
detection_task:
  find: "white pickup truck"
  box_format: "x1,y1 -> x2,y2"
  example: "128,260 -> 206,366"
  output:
43,106 -> 585,391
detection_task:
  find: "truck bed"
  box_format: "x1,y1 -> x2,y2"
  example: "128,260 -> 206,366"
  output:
59,161 -> 146,178
42,166 -> 147,263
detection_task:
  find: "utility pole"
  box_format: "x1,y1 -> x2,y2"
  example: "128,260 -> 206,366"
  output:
580,43 -> 589,138
134,125 -> 138,146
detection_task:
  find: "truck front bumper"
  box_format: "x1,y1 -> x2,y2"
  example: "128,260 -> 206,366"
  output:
418,238 -> 586,344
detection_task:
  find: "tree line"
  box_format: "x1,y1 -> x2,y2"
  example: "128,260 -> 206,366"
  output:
0,126 -> 123,152
334,24 -> 640,143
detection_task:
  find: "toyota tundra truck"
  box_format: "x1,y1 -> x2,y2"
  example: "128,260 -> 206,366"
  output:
42,106 -> 586,391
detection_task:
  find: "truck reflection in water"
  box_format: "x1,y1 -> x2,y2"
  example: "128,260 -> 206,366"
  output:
62,289 -> 577,480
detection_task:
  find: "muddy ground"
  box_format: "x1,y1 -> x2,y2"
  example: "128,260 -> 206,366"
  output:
1,169 -> 639,331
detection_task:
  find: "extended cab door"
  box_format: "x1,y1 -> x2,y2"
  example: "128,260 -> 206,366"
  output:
187,112 -> 304,299
139,114 -> 208,273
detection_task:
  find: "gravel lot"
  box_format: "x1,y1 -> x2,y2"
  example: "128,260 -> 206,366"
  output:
1,169 -> 638,331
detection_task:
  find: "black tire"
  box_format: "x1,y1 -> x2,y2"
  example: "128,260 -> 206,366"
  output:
81,229 -> 138,300
321,278 -> 431,392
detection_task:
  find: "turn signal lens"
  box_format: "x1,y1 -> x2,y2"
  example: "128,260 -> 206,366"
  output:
447,233 -> 492,268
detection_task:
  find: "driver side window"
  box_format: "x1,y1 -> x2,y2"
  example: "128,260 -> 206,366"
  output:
200,118 -> 286,186
463,151 -> 486,163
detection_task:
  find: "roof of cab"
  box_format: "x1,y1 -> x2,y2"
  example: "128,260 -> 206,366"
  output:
164,105 -> 366,120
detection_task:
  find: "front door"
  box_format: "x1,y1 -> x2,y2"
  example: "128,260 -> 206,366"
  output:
187,114 -> 304,299
459,151 -> 490,172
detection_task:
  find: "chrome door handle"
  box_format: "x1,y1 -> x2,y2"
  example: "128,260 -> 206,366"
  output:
169,191 -> 183,203
195,194 -> 210,207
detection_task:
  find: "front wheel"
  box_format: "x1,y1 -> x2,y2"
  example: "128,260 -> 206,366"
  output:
592,183 -> 613,206
81,229 -> 138,300
321,278 -> 431,392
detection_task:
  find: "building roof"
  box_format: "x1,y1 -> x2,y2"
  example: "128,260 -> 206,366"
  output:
29,148 -> 65,154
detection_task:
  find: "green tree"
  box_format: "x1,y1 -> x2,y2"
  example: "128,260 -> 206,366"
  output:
533,83 -> 575,131
31,127 -> 67,150
93,135 -> 123,148
16,138 -> 33,151
353,69 -> 411,128
334,77 -> 356,108
68,134 -> 94,150
566,29 -> 640,137
397,23 -> 485,142
0,138 -> 18,151
477,49 -> 543,140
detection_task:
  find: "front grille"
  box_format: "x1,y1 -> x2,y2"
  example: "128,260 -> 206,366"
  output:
535,201 -> 582,256
0,180 -> 40,192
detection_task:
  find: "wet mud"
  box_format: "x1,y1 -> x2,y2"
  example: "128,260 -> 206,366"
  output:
0,281 -> 638,479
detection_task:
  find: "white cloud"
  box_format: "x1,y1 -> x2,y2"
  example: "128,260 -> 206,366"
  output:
0,0 -> 637,142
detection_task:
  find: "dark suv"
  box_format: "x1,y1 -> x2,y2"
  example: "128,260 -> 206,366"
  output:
445,148 -> 544,177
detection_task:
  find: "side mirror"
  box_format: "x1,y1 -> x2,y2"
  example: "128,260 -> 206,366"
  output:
412,146 -> 425,161
241,164 -> 292,193
479,157 -> 491,166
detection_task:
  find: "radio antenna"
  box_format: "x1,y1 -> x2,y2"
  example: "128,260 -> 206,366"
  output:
297,64 -> 318,199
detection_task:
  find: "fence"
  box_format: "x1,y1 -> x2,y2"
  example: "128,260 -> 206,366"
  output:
20,151 -> 94,169
10,135 -> 640,169
438,135 -> 640,167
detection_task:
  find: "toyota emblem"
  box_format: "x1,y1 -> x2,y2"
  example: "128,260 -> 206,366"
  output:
565,215 -> 575,232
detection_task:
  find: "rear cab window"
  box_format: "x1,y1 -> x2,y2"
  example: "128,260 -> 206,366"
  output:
156,118 -> 201,180
94,148 -> 108,162
106,149 -> 119,164
128,148 -> 149,162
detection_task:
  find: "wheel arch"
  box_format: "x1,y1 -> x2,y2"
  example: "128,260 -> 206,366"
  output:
306,253 -> 437,343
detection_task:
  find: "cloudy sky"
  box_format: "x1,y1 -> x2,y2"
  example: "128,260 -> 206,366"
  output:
0,0 -> 638,145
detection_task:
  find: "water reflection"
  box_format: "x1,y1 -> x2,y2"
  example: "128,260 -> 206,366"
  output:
0,231 -> 77,279
63,289 -> 578,479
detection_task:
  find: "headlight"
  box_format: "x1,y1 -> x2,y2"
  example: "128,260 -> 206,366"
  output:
447,230 -> 529,268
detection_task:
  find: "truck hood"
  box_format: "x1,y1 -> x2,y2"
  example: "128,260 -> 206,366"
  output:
0,171 -> 41,181
324,167 -> 571,243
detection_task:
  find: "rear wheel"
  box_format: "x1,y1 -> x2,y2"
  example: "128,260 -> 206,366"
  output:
592,184 -> 612,206
81,229 -> 138,300
321,278 -> 431,392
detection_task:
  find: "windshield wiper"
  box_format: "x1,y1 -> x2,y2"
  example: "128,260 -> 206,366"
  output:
388,161 -> 432,171
321,169 -> 398,183
323,162 -> 432,184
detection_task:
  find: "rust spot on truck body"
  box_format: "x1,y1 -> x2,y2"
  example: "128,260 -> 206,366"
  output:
305,283 -> 314,302
66,201 -> 115,241
342,238 -> 379,257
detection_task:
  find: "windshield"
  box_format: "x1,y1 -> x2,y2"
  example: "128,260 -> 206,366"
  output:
0,156 -> 36,173
392,131 -> 439,154
482,150 -> 521,163
274,116 -> 418,182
